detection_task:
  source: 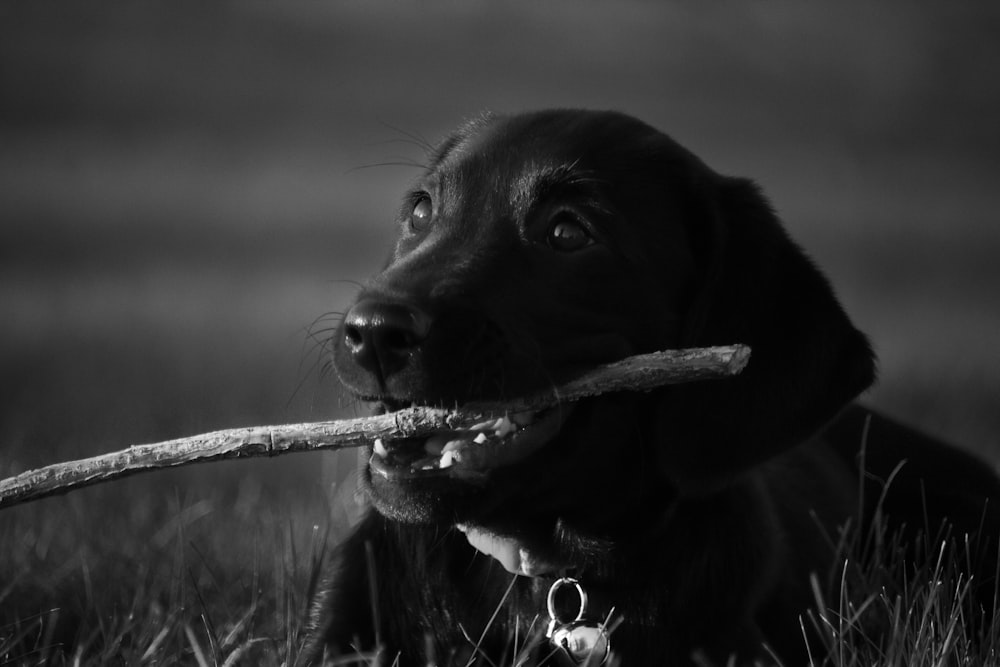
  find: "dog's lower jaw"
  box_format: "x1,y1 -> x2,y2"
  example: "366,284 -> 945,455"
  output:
363,457 -> 478,524
362,444 -> 560,526
362,404 -> 579,524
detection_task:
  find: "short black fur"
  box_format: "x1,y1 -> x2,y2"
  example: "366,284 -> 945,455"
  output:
303,110 -> 1000,666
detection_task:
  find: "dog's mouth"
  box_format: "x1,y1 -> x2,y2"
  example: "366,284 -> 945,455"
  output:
368,403 -> 574,482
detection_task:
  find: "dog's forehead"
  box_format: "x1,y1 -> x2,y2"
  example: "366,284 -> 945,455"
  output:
436,113 -> 640,184
428,111 -> 706,213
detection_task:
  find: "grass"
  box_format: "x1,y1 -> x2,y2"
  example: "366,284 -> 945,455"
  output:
3,430 -> 999,666
0,326 -> 357,666
0,476 -> 335,665
800,513 -> 1000,666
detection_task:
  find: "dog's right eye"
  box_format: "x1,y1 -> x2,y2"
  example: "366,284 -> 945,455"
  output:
547,212 -> 594,252
409,195 -> 433,232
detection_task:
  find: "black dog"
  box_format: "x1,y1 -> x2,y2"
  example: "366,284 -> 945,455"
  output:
303,110 -> 1000,665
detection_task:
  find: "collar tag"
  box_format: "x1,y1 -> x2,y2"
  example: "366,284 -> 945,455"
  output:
545,577 -> 612,666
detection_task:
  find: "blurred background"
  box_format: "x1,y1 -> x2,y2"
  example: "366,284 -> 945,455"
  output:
1,1 -> 999,661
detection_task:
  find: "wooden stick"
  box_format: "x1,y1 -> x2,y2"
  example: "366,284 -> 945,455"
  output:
0,345 -> 749,509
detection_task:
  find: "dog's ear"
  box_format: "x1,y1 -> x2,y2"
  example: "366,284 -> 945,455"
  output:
659,176 -> 876,491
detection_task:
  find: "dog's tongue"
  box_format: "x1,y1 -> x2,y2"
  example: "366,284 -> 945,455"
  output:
455,524 -> 560,576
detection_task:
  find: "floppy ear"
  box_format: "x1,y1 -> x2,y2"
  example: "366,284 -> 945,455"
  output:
659,176 -> 876,491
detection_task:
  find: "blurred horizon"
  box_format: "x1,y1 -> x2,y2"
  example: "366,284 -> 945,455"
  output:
2,1 -> 999,470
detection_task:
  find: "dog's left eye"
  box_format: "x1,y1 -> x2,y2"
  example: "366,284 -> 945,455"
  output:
409,195 -> 433,232
547,213 -> 594,252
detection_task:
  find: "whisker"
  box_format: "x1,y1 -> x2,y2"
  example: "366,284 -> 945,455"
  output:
343,160 -> 427,175
285,360 -> 324,412
303,319 -> 343,351
285,307 -> 350,410
326,279 -> 367,290
366,137 -> 437,154
300,338 -> 335,369
375,118 -> 437,156
295,310 -> 345,338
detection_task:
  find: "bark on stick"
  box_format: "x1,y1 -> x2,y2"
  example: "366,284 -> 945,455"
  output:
0,344 -> 749,509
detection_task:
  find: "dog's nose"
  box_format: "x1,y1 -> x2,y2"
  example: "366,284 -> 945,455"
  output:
342,299 -> 431,381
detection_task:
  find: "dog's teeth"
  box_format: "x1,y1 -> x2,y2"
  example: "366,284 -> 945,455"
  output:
473,432 -> 489,445
444,438 -> 467,452
493,416 -> 515,437
374,438 -> 388,457
439,450 -> 456,468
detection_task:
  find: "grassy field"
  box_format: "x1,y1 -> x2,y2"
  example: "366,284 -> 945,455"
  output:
2,2 -> 999,664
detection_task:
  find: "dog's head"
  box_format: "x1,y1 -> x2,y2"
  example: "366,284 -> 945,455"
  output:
333,110 -> 875,528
